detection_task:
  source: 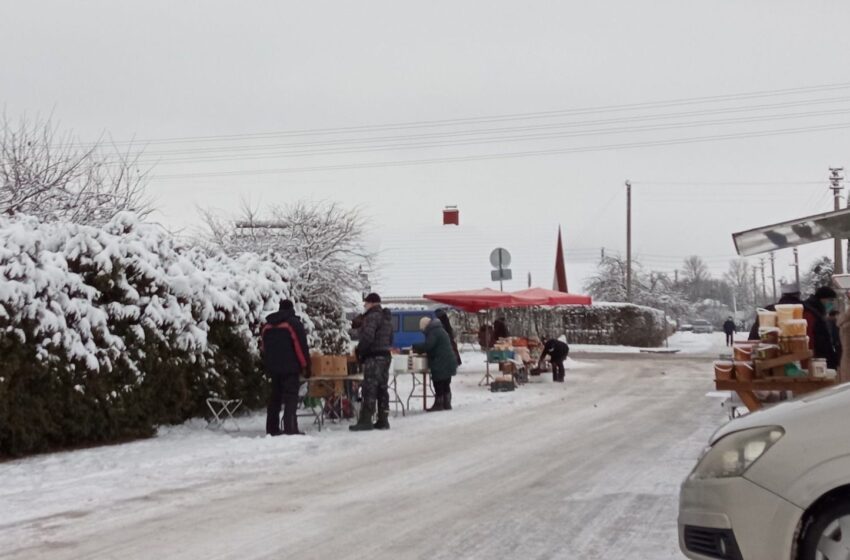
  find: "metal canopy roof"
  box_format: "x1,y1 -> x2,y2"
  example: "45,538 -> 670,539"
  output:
732,207 -> 850,257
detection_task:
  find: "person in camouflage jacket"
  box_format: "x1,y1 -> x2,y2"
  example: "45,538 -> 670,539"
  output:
351,293 -> 394,431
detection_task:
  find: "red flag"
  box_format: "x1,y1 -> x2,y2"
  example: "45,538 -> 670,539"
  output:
553,226 -> 568,293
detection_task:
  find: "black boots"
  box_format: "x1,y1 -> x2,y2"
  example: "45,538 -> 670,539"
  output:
427,395 -> 446,412
349,404 -> 374,431
444,390 -> 452,410
373,408 -> 390,430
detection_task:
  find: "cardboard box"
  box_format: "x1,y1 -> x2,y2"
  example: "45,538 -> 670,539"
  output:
307,379 -> 343,398
310,354 -> 348,377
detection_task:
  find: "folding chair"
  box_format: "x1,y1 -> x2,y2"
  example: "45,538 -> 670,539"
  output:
206,398 -> 243,431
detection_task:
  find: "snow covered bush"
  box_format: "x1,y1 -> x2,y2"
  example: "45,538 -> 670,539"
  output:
0,212 -> 299,457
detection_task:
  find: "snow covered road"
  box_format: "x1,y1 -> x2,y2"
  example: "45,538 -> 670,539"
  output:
1,357 -> 726,560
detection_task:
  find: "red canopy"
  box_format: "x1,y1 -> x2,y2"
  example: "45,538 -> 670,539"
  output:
511,287 -> 592,306
423,287 -> 590,312
423,288 -> 547,312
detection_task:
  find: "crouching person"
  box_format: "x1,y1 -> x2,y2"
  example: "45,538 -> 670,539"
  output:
414,317 -> 458,412
540,336 -> 569,383
261,300 -> 310,436
351,293 -> 394,431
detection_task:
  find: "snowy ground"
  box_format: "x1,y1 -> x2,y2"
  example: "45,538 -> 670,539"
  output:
0,356 -> 727,560
571,331 -> 731,356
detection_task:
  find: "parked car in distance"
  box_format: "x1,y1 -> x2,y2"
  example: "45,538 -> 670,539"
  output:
679,384 -> 850,560
691,319 -> 713,334
679,324 -> 694,332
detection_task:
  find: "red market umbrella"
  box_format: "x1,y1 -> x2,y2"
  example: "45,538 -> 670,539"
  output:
511,287 -> 592,306
423,288 -> 548,312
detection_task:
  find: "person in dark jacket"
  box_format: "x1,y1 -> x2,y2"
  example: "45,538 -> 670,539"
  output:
493,317 -> 510,341
261,300 -> 310,436
435,308 -> 462,366
749,285 -> 839,369
748,286 -> 805,340
540,336 -> 569,383
828,309 -> 842,365
805,286 -> 839,369
413,317 -> 458,411
722,317 -> 737,346
478,323 -> 495,350
351,293 -> 394,431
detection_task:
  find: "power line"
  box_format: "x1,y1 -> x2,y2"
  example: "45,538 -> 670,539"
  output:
149,121 -> 850,180
101,95 -> 850,159
117,106 -> 850,166
73,80 -> 850,148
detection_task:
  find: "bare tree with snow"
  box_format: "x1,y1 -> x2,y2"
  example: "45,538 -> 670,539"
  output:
201,200 -> 373,353
0,115 -> 152,225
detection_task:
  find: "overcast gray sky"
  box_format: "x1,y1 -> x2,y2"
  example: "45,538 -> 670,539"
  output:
3,1 -> 850,293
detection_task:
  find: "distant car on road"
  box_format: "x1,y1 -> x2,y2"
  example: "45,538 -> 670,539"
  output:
691,319 -> 713,334
679,324 -> 694,332
679,384 -> 850,560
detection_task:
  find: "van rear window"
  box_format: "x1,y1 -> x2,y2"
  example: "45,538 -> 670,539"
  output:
402,314 -> 428,332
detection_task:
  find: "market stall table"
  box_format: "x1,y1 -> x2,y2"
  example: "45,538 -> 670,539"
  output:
715,377 -> 836,412
298,374 -> 364,431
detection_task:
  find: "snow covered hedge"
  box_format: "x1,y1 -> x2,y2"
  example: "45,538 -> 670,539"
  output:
0,213 -> 303,457
451,303 -> 669,347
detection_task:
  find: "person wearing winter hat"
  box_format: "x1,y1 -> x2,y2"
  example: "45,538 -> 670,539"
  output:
413,316 -> 458,412
260,299 -> 310,436
351,293 -> 394,431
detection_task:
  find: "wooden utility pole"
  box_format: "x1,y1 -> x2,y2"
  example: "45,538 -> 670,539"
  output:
792,248 -> 800,291
769,252 -> 777,301
830,167 -> 844,274
760,258 -> 767,302
626,180 -> 632,302
752,267 -> 759,307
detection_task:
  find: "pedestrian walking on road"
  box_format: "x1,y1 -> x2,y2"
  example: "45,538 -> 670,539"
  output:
414,317 -> 458,412
351,293 -> 394,431
540,336 -> 569,383
723,316 -> 737,346
261,300 -> 310,436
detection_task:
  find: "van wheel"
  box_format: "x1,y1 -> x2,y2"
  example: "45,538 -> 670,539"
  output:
799,502 -> 850,560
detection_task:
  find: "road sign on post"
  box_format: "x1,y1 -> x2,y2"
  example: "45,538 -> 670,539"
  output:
491,269 -> 513,281
489,248 -> 512,291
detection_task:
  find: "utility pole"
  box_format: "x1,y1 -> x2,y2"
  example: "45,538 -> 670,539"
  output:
626,180 -> 632,303
759,258 -> 767,302
830,167 -> 844,274
600,247 -> 605,262
792,248 -> 800,291
674,269 -> 679,285
752,267 -> 759,308
769,252 -> 777,301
